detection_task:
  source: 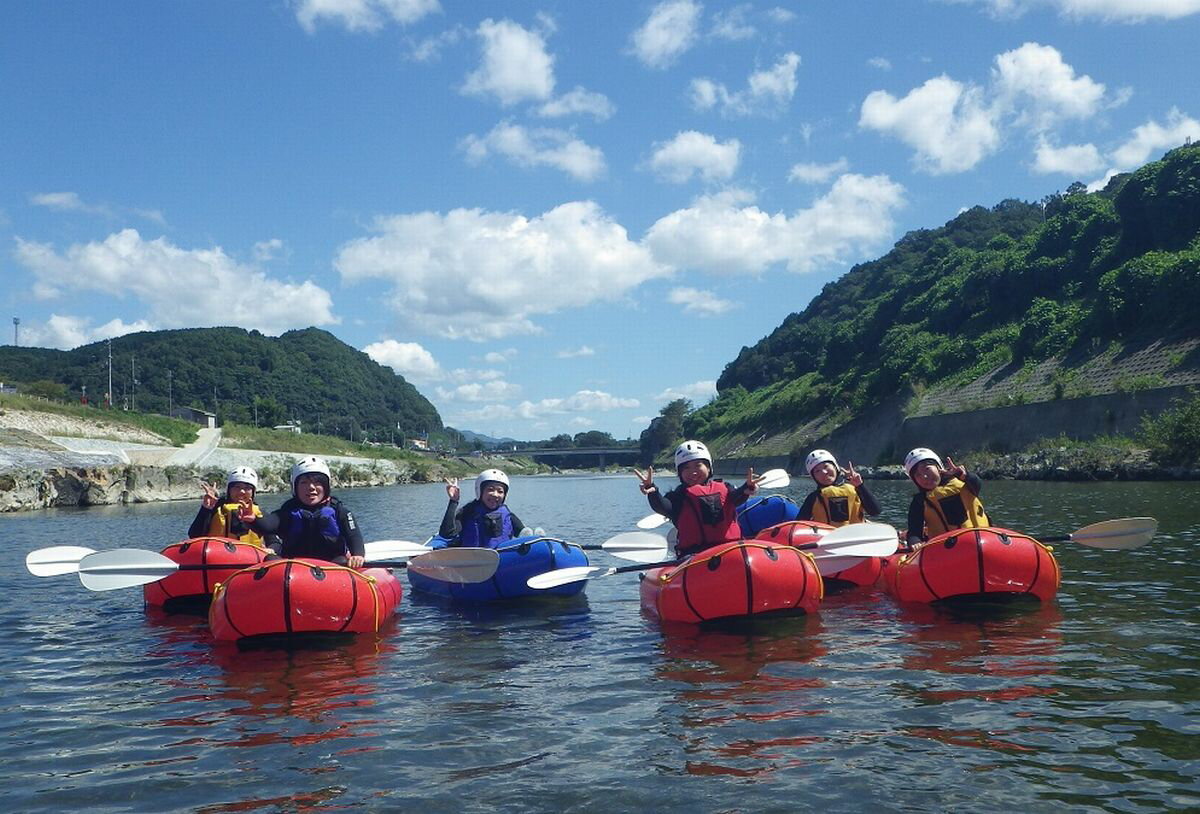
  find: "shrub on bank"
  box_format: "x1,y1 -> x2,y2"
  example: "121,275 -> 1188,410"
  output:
1140,391 -> 1200,466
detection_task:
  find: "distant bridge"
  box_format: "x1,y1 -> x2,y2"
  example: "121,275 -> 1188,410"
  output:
517,446 -> 641,469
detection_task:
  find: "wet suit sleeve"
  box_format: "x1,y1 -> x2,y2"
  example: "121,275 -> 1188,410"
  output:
906,494 -> 925,544
509,511 -> 525,533
857,484 -> 882,517
188,505 -> 214,538
797,490 -> 819,521
338,504 -> 365,558
963,472 -> 983,496
438,499 -> 461,539
647,485 -> 682,521
730,481 -> 754,507
248,508 -> 286,556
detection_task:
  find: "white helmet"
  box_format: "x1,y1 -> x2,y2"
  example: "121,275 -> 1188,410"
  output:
804,449 -> 837,476
475,469 -> 510,499
226,466 -> 258,492
291,456 -> 331,493
674,440 -> 712,470
903,447 -> 943,475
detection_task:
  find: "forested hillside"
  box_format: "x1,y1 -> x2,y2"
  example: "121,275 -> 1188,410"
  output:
677,143 -> 1200,448
0,327 -> 441,440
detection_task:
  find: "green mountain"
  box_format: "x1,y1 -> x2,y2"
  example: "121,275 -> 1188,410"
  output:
0,327 -> 441,439
678,143 -> 1200,457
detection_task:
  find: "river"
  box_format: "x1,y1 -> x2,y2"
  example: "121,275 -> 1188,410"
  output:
2,476 -> 1197,813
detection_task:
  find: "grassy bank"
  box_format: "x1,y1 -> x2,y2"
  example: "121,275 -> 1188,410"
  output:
0,393 -> 199,446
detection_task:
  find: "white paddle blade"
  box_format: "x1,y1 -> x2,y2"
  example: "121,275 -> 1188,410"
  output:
363,539 -> 431,560
813,555 -> 865,576
1070,517 -> 1158,549
527,565 -> 610,590
811,523 -> 900,558
602,531 -> 671,563
636,513 -> 669,529
25,546 -> 97,577
77,549 -> 180,592
406,548 -> 500,584
755,468 -> 790,490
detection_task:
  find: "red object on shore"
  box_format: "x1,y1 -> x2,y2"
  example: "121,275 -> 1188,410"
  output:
208,559 -> 403,641
878,526 -> 1060,603
142,537 -> 268,607
639,539 -> 823,624
755,520 -> 884,588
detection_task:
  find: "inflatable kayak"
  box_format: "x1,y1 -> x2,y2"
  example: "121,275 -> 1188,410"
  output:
754,520 -> 883,588
143,537 -> 268,608
736,495 -> 801,537
639,539 -> 823,624
208,558 -> 403,641
879,526 -> 1060,604
409,534 -> 589,602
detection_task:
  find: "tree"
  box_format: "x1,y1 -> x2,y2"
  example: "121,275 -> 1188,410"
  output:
638,398 -> 691,465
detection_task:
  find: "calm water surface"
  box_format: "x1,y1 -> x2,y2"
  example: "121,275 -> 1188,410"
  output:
2,476 -> 1197,812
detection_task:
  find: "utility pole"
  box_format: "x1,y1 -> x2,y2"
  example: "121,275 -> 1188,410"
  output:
12,317 -> 19,346
166,370 -> 173,415
107,339 -> 113,408
131,354 -> 137,411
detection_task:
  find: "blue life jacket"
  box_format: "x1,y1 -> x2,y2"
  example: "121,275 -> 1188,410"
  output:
459,502 -> 515,549
282,503 -> 345,560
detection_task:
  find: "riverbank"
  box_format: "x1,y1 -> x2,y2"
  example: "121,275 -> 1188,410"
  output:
0,407 -> 545,512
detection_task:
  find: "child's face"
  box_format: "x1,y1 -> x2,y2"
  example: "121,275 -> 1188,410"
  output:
295,473 -> 328,507
811,461 -> 838,487
480,483 -> 507,509
227,482 -> 255,506
678,459 -> 711,486
910,461 -> 942,491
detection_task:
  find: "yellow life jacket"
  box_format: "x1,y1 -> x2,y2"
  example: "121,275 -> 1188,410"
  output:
811,482 -> 863,527
208,502 -> 266,547
922,478 -> 989,538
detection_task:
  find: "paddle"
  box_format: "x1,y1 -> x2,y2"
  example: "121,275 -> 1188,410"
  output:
528,522 -> 899,589
76,547 -> 500,592
25,546 -> 97,577
634,468 -> 792,529
1035,517 -> 1157,549
512,528 -> 673,563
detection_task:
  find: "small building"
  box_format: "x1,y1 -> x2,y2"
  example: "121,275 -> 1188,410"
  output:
171,406 -> 217,429
409,438 -> 429,450
273,422 -> 302,434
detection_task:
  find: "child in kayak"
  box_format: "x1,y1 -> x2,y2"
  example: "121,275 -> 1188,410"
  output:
244,456 -> 366,567
634,440 -> 760,557
797,449 -> 881,527
903,447 -> 990,547
438,469 -> 528,548
188,466 -> 269,547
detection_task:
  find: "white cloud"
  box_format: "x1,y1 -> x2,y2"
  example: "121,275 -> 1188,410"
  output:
460,122 -> 605,181
689,52 -> 800,117
1108,108 -> 1200,171
956,0 -> 1200,22
407,26 -> 465,62
788,157 -> 850,184
451,389 -> 640,424
436,379 -> 522,402
14,229 -> 337,335
334,202 -> 671,340
644,174 -> 905,275
655,380 -> 717,402
295,0 -> 441,33
861,75 -> 1000,174
557,345 -> 595,358
363,339 -> 443,383
30,192 -> 109,216
462,18 -> 555,105
253,238 -> 285,262
648,131 -> 741,183
23,314 -> 156,350
766,6 -> 796,22
1033,139 -> 1105,175
481,349 -> 517,364
992,42 -> 1107,131
868,57 -> 892,71
710,5 -> 756,40
536,87 -> 615,120
630,0 -> 702,69
667,287 -> 734,316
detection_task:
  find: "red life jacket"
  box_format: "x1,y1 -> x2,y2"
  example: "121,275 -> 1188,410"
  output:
674,480 -> 742,555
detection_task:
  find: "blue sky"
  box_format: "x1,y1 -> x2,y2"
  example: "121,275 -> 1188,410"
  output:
3,1 -> 1199,441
